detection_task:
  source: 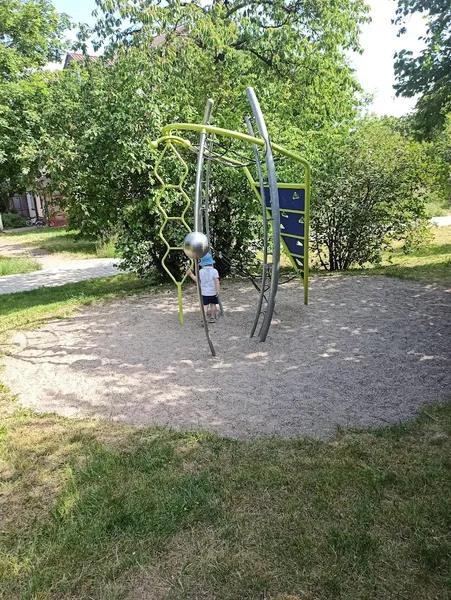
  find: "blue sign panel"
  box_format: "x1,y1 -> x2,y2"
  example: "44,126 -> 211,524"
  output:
263,186 -> 305,211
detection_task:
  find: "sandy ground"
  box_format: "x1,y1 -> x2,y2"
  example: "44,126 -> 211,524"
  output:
2,276 -> 451,438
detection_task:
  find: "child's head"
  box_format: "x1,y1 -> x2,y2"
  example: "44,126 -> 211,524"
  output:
200,253 -> 214,267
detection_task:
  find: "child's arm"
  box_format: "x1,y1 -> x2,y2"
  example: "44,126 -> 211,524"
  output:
214,276 -> 220,297
186,268 -> 197,282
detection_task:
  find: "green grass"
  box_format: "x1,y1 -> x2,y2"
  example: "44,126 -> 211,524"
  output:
0,274 -> 154,343
1,392 -> 451,600
425,199 -> 451,218
376,225 -> 451,288
0,227 -> 120,259
1,233 -> 451,599
0,254 -> 41,276
309,226 -> 451,289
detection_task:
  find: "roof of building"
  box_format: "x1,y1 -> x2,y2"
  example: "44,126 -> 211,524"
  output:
63,52 -> 99,69
150,25 -> 187,47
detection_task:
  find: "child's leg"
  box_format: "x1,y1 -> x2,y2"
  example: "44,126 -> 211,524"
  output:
210,303 -> 217,319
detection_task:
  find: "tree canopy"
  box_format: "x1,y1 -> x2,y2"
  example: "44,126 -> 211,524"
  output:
0,0 -> 70,194
0,0 -> 70,77
394,0 -> 451,137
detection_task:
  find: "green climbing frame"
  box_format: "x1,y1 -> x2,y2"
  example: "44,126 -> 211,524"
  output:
154,139 -> 193,325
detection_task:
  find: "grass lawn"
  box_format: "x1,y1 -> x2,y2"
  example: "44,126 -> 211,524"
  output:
376,225 -> 451,288
1,241 -> 451,598
1,388 -> 451,599
425,199 -> 451,218
0,227 -> 118,259
0,274 -> 153,344
309,225 -> 451,289
0,254 -> 41,276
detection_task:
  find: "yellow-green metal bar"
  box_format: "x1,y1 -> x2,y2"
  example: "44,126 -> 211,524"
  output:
282,233 -> 305,240
273,209 -> 305,215
271,183 -> 306,189
162,123 -> 265,150
150,135 -> 194,151
161,123 -> 311,172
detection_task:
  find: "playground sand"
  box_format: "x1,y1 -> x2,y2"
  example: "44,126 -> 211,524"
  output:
3,276 -> 451,438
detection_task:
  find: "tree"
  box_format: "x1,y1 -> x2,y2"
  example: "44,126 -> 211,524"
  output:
394,0 -> 451,138
310,117 -> 433,271
34,0 -> 371,278
0,0 -> 70,77
0,0 -> 70,194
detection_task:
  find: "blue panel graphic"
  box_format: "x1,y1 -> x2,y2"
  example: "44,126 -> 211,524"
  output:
280,212 -> 305,237
264,186 -> 305,211
292,256 -> 304,271
282,234 -> 304,257
261,185 -> 306,272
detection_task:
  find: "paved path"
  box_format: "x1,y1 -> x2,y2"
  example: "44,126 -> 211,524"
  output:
431,216 -> 451,226
0,258 -> 122,295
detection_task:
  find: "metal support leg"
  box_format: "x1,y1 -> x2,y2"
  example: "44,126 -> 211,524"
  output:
194,99 -> 216,357
245,115 -> 270,338
246,87 -> 281,342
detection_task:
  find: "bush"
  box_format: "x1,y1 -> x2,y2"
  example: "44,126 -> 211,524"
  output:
310,117 -> 432,271
1,212 -> 27,229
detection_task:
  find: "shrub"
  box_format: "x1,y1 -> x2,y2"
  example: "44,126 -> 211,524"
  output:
2,212 -> 27,229
310,118 -> 432,271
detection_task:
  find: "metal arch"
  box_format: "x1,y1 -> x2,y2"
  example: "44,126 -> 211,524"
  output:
204,135 -> 225,319
203,135 -> 214,244
194,99 -> 216,357
194,99 -> 213,232
245,115 -> 269,339
246,87 -> 281,343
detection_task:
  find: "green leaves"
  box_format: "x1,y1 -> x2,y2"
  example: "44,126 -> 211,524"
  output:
310,117 -> 433,270
394,0 -> 451,138
0,0 -> 71,195
0,0 -> 70,78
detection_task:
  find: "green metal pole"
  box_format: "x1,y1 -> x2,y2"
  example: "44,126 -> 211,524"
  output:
304,165 -> 310,305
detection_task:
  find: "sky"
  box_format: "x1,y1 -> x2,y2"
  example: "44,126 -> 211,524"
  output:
50,0 -> 427,117
349,0 -> 426,117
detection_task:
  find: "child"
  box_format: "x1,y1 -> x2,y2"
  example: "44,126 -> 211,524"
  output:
187,253 -> 220,323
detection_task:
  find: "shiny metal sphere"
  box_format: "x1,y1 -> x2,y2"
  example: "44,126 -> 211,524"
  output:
183,231 -> 209,260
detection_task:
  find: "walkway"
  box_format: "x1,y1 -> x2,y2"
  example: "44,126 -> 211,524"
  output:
431,216 -> 451,227
0,258 -> 122,295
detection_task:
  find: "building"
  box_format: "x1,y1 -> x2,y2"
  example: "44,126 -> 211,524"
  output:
63,52 -> 99,69
9,192 -> 66,226
10,192 -> 44,220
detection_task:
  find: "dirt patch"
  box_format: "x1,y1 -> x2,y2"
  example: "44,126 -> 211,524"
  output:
0,236 -> 65,269
2,276 -> 451,438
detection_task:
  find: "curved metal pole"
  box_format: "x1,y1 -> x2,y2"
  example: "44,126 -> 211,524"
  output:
204,135 -> 224,319
245,115 -> 268,338
194,99 -> 216,357
246,87 -> 280,342
194,100 -> 214,231
204,135 -> 214,244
